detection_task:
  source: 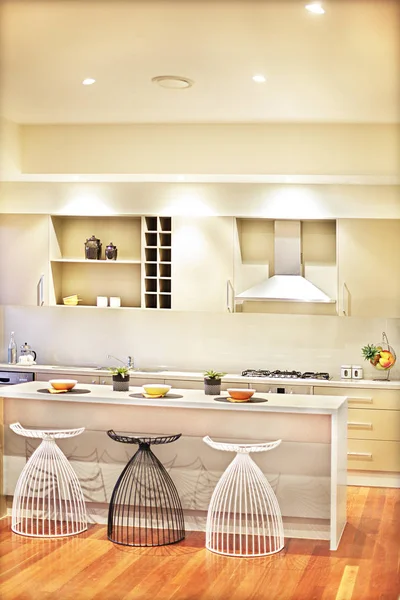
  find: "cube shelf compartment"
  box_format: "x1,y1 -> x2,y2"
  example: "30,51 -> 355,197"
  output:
49,215 -> 142,308
143,216 -> 172,309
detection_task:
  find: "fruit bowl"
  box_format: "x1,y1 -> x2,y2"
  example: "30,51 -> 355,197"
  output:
49,379 -> 78,391
362,332 -> 396,379
227,388 -> 256,402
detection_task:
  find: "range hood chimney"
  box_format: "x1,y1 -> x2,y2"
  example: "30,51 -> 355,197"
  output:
235,221 -> 334,303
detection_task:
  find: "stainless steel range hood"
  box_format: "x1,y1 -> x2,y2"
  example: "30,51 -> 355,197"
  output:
235,221 -> 334,303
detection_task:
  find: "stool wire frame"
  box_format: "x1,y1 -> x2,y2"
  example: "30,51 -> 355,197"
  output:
203,436 -> 284,557
107,431 -> 185,547
10,422 -> 87,537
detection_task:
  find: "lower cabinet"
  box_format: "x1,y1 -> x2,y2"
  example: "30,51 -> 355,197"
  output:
35,373 -> 111,385
314,386 -> 400,473
347,439 -> 400,472
35,372 -> 159,387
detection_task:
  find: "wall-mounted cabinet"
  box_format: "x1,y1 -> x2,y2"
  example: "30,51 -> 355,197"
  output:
49,216 -> 142,307
337,219 -> 400,318
142,216 -> 172,309
0,214 -> 49,306
171,217 -> 234,312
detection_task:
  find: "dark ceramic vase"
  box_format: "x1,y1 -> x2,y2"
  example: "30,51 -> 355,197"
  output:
85,235 -> 102,260
105,242 -> 118,260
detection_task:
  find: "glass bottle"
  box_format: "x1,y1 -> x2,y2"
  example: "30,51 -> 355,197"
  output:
8,331 -> 17,364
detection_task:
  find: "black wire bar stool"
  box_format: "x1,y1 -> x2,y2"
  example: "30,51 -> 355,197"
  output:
107,430 -> 185,547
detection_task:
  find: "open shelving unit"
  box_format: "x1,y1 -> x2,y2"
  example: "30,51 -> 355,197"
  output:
142,216 -> 172,309
49,215 -> 142,307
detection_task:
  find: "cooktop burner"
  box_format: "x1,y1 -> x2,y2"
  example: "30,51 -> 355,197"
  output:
241,369 -> 330,380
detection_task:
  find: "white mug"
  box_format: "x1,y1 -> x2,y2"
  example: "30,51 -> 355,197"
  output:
97,296 -> 108,307
109,296 -> 121,308
19,356 -> 34,365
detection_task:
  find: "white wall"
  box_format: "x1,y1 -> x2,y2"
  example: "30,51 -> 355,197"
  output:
1,306 -> 399,381
20,123 -> 400,176
0,118 -> 20,179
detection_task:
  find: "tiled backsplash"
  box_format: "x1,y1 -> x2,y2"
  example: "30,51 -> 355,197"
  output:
1,306 -> 399,380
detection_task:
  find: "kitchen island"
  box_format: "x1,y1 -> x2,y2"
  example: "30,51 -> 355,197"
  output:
1,382 -> 348,550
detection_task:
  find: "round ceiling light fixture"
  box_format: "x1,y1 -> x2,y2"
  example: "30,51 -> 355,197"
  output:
82,78 -> 96,85
151,75 -> 194,89
305,2 -> 325,14
252,74 -> 266,83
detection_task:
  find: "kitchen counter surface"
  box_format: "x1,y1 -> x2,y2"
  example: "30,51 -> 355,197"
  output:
1,363 -> 399,389
1,381 -> 347,414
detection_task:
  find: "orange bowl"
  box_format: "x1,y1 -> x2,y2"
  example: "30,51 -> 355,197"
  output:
227,388 -> 256,401
49,379 -> 78,391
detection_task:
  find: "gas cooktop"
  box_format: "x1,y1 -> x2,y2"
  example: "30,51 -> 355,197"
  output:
241,369 -> 330,380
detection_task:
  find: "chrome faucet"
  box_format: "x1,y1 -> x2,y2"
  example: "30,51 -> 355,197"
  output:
107,354 -> 134,369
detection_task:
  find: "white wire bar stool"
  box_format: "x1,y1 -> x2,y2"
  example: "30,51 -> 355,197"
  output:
10,422 -> 87,537
203,436 -> 284,557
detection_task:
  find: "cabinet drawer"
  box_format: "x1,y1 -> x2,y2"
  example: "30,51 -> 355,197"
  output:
35,373 -> 100,385
68,374 -> 100,385
98,376 -> 113,386
164,379 -> 203,390
123,377 -> 150,388
348,408 -> 400,441
347,439 -> 400,472
314,386 -> 400,410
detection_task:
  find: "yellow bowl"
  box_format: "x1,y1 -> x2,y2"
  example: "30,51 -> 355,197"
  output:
49,379 -> 78,391
142,384 -> 171,396
227,388 -> 256,401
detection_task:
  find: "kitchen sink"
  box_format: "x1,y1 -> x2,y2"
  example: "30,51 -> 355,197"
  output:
49,365 -> 97,370
94,366 -> 166,373
132,368 -> 166,373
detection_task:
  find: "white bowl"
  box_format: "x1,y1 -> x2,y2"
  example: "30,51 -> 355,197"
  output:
142,384 -> 171,396
49,379 -> 78,391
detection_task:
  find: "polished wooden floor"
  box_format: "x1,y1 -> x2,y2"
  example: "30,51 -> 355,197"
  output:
0,487 -> 399,600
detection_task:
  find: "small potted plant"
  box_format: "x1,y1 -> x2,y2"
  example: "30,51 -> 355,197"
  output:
203,370 -> 226,396
108,366 -> 131,392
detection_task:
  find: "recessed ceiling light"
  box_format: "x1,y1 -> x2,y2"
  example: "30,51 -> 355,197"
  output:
151,75 -> 194,89
305,3 -> 325,14
82,78 -> 96,85
252,74 -> 266,83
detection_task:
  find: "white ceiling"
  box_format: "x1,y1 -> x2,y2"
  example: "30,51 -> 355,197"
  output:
0,0 -> 399,124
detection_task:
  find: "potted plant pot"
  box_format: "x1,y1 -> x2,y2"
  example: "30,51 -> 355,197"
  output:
112,373 -> 130,392
203,370 -> 226,396
204,377 -> 222,395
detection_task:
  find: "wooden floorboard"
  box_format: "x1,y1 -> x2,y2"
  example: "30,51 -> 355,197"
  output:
0,487 -> 399,600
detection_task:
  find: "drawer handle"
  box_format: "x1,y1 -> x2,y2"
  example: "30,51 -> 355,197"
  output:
348,397 -> 373,404
347,451 -> 372,458
348,421 -> 373,429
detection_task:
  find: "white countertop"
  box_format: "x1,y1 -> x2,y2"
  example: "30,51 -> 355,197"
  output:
1,381 -> 347,415
1,363 -> 399,389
